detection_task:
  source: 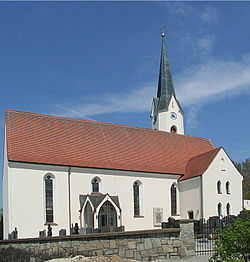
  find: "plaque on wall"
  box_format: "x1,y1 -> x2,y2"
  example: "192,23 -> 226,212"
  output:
153,207 -> 163,227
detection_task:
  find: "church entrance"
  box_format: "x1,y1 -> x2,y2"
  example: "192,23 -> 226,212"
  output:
98,200 -> 117,228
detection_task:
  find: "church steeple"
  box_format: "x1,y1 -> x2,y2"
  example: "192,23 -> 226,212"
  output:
157,31 -> 176,111
151,26 -> 184,134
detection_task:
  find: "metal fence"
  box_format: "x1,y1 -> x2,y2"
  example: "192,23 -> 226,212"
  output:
194,215 -> 236,256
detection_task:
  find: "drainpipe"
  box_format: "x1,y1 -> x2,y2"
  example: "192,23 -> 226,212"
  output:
200,176 -> 204,220
68,167 -> 72,235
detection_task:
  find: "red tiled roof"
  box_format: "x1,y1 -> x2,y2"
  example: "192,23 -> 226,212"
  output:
5,109 -> 215,175
180,147 -> 222,181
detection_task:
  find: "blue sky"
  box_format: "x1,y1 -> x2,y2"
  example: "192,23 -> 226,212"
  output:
1,2 -> 250,208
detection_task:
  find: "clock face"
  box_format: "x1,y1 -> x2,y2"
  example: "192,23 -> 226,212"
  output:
170,112 -> 177,120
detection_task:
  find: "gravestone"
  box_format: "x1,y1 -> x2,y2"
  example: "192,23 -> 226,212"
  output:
72,223 -> 79,234
59,229 -> 66,236
39,230 -> 46,238
115,226 -> 125,232
93,228 -> 101,233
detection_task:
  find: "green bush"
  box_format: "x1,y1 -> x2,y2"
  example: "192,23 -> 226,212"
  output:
209,212 -> 250,262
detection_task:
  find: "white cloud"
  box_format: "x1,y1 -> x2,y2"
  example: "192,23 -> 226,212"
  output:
53,54 -> 250,131
175,55 -> 250,129
197,36 -> 215,57
52,85 -> 155,118
200,6 -> 220,24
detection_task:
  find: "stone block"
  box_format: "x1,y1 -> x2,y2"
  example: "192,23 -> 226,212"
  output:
128,241 -> 136,249
96,243 -> 104,249
116,239 -> 123,246
96,249 -> 103,256
152,238 -> 161,248
125,250 -> 134,258
137,243 -> 145,251
110,240 -> 116,249
161,239 -> 168,244
178,246 -> 187,258
118,246 -> 125,257
123,239 -> 128,246
173,240 -> 182,247
105,250 -> 114,255
162,244 -> 174,253
144,238 -> 152,250
140,250 -> 149,258
29,257 -> 36,262
134,252 -> 142,261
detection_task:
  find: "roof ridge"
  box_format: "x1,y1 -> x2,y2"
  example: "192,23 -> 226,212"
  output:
188,147 -> 222,161
5,109 -> 213,143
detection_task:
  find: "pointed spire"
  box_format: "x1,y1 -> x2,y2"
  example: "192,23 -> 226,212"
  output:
157,27 -> 176,110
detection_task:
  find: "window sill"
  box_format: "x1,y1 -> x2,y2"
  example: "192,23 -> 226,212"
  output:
171,214 -> 180,216
134,215 -> 144,218
44,222 -> 58,226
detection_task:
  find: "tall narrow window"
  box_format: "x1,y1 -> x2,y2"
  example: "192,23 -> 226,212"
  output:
171,184 -> 177,216
226,203 -> 231,216
218,203 -> 222,217
217,180 -> 222,194
133,181 -> 141,216
221,158 -> 225,171
226,181 -> 230,194
84,202 -> 93,228
91,177 -> 101,193
45,175 -> 54,223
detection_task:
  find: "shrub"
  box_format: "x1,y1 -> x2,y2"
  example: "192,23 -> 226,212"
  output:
209,212 -> 250,262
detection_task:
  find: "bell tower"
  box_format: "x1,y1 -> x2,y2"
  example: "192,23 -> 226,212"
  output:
150,27 -> 184,134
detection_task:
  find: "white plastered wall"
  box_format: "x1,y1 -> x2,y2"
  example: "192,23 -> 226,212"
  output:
155,95 -> 184,134
202,148 -> 243,219
5,161 -> 180,238
179,177 -> 202,220
3,126 -> 10,239
70,168 -> 180,231
5,163 -> 69,239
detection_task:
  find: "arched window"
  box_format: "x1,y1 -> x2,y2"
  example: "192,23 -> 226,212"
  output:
226,181 -> 230,194
84,202 -> 93,228
218,203 -> 222,217
226,203 -> 231,216
98,201 -> 117,228
91,177 -> 101,193
170,125 -> 177,134
133,181 -> 142,216
171,184 -> 177,216
217,180 -> 222,194
45,174 -> 54,223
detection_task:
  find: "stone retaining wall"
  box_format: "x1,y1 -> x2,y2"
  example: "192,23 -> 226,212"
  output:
0,221 -> 195,262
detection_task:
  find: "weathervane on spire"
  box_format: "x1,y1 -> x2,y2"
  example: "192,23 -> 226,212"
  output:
161,24 -> 165,38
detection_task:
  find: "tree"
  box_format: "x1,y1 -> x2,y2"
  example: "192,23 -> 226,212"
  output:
233,158 -> 250,200
209,212 -> 250,262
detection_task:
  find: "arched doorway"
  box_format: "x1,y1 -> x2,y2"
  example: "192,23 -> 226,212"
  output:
98,201 -> 117,228
84,201 -> 93,228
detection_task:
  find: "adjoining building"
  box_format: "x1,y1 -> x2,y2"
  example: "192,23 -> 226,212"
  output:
2,32 -> 243,239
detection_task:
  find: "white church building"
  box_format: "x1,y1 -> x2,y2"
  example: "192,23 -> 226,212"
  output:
2,33 -> 243,239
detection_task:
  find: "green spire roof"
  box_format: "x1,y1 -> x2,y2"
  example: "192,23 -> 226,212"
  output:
157,36 -> 176,110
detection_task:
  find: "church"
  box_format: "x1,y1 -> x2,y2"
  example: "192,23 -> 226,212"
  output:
2,32 -> 243,239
